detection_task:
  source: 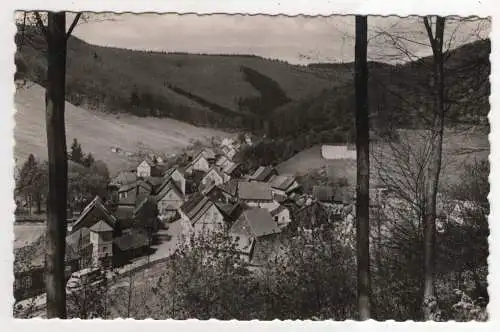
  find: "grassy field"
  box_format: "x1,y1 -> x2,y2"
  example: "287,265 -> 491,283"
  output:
277,127 -> 489,188
14,223 -> 46,249
14,82 -> 230,174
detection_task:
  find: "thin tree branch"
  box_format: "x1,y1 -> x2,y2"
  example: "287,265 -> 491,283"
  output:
66,13 -> 82,40
33,11 -> 48,40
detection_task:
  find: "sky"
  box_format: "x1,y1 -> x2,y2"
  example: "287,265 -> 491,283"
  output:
67,13 -> 490,65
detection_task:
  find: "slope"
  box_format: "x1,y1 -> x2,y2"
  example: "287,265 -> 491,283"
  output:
15,28 -> 337,130
14,82 -> 230,174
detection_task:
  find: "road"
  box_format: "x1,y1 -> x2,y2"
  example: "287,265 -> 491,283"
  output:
15,219 -> 184,318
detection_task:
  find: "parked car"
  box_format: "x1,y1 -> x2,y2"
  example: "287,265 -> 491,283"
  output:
66,267 -> 106,294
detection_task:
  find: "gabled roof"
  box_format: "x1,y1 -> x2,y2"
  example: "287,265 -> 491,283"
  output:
250,166 -> 277,182
118,182 -> 137,193
72,196 -> 116,231
89,220 -> 113,233
269,175 -> 298,191
156,178 -> 183,201
180,193 -> 216,225
238,181 -> 273,201
162,166 -> 182,181
230,208 -> 281,238
134,195 -> 157,215
204,167 -> 225,180
222,161 -> 241,175
216,155 -> 230,167
145,176 -> 164,188
218,179 -> 239,197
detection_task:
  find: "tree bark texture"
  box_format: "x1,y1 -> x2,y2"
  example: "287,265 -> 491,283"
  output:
422,16 -> 446,321
355,15 -> 371,321
44,12 -> 68,319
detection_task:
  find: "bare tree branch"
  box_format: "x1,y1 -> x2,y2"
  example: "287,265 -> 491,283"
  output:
33,11 -> 48,40
66,13 -> 82,40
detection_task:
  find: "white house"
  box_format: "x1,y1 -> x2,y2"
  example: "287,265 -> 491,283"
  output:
185,153 -> 211,174
155,179 -> 185,221
179,193 -> 226,238
137,160 -> 152,178
270,205 -> 291,228
201,168 -> 226,188
163,167 -> 186,196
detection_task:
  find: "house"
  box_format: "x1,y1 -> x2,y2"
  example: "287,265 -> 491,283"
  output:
229,208 -> 282,262
184,152 -> 211,174
216,155 -> 230,168
117,180 -> 153,208
222,145 -> 237,160
116,195 -> 159,234
268,175 -> 301,199
217,179 -> 239,203
70,196 -> 117,234
201,167 -> 226,188
238,181 -> 278,210
137,160 -> 153,178
110,171 -> 138,188
162,166 -> 186,196
221,161 -> 243,180
113,229 -> 150,265
179,193 -> 226,237
248,166 -> 278,182
215,202 -> 244,226
270,205 -> 291,229
155,178 -> 185,221
89,220 -> 114,268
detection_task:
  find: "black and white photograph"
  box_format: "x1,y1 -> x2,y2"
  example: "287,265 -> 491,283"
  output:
10,9 -> 491,321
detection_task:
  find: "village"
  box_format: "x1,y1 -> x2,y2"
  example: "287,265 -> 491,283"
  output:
13,131 -> 483,314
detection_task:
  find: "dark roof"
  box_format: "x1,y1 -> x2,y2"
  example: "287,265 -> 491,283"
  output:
250,166 -> 276,182
118,182 -> 137,193
313,186 -> 335,202
238,181 -> 273,201
72,196 -> 117,230
222,161 -> 240,175
230,208 -> 281,238
134,195 -> 157,215
180,193 -> 214,224
162,166 -> 178,180
218,179 -> 239,197
89,220 -> 113,233
111,172 -> 138,186
114,230 -> 149,251
269,175 -> 297,191
115,205 -> 135,221
145,176 -> 164,188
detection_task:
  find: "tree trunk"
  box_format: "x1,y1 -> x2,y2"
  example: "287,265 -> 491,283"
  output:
354,15 -> 371,320
44,12 -> 69,319
422,16 -> 445,321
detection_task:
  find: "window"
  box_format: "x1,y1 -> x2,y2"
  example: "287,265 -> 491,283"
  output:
274,216 -> 278,222
22,276 -> 32,289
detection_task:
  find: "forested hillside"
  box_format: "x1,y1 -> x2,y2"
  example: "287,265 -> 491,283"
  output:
15,25 -> 489,139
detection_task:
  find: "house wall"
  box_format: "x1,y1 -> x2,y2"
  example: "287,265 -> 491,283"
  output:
137,161 -> 151,178
158,189 -> 184,216
90,231 -> 113,267
273,208 -> 291,225
192,204 -> 225,235
202,170 -> 224,187
192,157 -> 210,173
171,170 -> 186,195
